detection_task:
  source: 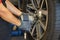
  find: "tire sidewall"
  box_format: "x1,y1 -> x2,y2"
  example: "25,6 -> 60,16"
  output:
42,0 -> 56,40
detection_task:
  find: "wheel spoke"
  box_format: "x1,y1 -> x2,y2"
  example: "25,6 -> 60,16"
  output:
36,23 -> 41,39
31,0 -> 37,10
39,20 -> 46,31
27,4 -> 35,10
36,0 -> 41,8
45,0 -> 48,10
40,33 -> 44,39
26,9 -> 35,16
31,25 -> 36,35
40,0 -> 44,9
42,10 -> 48,16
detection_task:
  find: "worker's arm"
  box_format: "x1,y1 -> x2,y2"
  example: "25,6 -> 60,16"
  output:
0,3 -> 21,26
5,0 -> 22,16
0,0 -> 2,3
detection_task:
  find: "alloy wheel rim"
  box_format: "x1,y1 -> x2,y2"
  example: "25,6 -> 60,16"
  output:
26,0 -> 48,40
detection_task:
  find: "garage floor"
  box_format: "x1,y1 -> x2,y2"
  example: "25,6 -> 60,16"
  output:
11,36 -> 24,40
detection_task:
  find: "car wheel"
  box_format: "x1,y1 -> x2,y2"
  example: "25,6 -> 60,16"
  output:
26,0 -> 56,40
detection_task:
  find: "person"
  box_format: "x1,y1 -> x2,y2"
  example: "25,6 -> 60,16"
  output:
0,0 -> 22,26
0,0 -> 22,40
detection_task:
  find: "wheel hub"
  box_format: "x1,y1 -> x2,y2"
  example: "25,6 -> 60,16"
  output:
37,10 -> 42,18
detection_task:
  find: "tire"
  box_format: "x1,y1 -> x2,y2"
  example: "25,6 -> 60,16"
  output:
26,0 -> 56,40
52,0 -> 60,40
42,0 -> 55,40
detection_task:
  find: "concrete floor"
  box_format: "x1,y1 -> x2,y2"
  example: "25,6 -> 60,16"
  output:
11,36 -> 24,40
